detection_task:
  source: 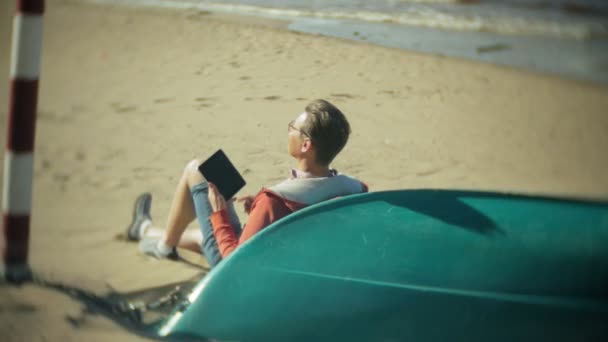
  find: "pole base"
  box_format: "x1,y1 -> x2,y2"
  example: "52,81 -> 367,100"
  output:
0,263 -> 33,284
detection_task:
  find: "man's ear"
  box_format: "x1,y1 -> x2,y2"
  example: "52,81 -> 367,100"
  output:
301,139 -> 312,153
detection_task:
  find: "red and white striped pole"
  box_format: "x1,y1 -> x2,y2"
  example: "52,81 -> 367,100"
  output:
2,0 -> 44,282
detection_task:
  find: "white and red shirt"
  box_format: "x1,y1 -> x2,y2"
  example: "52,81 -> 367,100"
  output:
210,169 -> 367,258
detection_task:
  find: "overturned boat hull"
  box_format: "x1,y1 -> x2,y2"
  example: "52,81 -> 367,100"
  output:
159,190 -> 608,341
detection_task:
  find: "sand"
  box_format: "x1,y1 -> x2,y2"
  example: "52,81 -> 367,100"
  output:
1,0 -> 607,340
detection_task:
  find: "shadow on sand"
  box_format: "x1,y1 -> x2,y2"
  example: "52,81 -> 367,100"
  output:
2,266 -> 209,341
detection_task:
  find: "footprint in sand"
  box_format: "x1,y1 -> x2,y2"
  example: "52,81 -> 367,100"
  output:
40,159 -> 51,170
75,151 -> 86,162
378,90 -> 397,97
53,173 -> 71,192
194,104 -> 212,110
53,173 -> 70,183
154,97 -> 175,104
416,167 -> 442,177
194,97 -> 214,109
111,102 -> 137,113
330,93 -> 359,99
102,148 -> 127,160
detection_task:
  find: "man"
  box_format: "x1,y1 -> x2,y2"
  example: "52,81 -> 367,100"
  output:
126,99 -> 367,267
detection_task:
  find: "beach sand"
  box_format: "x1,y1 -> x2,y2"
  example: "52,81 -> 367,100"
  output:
1,0 -> 607,340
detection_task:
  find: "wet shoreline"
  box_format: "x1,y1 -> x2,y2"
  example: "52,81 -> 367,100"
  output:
84,0 -> 608,84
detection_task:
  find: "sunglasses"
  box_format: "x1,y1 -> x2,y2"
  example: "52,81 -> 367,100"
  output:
288,120 -> 310,138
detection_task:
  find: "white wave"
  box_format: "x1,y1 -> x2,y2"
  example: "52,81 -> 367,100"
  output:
84,0 -> 608,40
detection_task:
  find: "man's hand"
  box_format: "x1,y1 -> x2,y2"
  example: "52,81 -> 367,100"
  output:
237,195 -> 255,214
207,182 -> 227,212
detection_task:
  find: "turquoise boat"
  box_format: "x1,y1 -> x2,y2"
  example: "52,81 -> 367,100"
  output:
155,190 -> 608,341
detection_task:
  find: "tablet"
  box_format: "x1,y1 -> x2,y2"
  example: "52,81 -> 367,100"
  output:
198,149 -> 246,200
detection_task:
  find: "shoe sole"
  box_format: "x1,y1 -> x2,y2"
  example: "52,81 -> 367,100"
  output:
127,192 -> 152,241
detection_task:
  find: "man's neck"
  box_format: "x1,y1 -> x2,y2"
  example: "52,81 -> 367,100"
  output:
296,159 -> 330,178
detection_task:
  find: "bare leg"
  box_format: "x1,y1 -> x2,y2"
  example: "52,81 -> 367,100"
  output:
159,159 -> 206,247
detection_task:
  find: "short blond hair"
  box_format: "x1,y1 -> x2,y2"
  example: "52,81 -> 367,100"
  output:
301,99 -> 351,165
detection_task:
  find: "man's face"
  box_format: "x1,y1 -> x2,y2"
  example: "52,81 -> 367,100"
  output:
287,112 -> 309,157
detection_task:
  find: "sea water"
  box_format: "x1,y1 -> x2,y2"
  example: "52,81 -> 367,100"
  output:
88,0 -> 608,83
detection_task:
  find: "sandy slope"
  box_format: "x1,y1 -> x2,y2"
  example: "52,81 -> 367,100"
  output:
1,0 -> 607,340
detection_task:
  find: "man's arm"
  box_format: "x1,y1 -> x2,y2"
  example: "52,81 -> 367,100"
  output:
210,192 -> 290,258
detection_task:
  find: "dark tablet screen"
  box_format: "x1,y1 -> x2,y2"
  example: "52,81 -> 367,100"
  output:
198,149 -> 246,200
